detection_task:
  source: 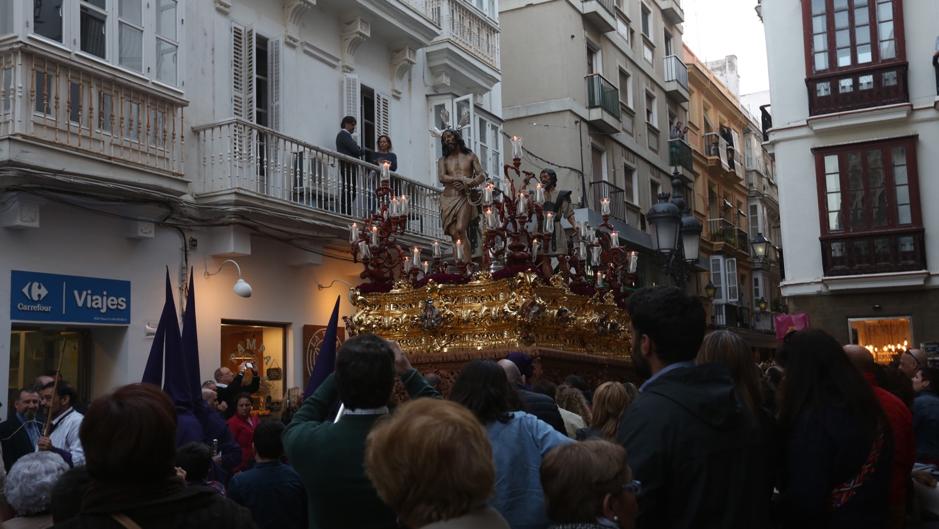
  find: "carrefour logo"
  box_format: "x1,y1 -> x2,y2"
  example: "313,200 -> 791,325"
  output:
21,281 -> 49,302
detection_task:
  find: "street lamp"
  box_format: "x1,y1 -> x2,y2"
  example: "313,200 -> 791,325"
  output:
680,210 -> 703,263
645,170 -> 703,288
704,280 -> 717,300
647,193 -> 680,254
751,232 -> 770,261
757,297 -> 768,312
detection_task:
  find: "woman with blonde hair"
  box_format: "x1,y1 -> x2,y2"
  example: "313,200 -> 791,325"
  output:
577,382 -> 633,441
366,398 -> 509,529
556,385 -> 591,425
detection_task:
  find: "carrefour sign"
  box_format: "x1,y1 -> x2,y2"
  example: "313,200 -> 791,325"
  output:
10,271 -> 131,325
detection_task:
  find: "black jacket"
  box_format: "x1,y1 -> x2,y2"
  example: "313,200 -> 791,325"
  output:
0,415 -> 36,472
336,130 -> 366,158
518,389 -> 566,435
217,371 -> 261,419
617,363 -> 767,529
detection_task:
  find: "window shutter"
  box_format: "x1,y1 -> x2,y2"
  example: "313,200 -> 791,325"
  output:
342,73 -> 360,126
231,23 -> 255,121
726,258 -> 738,303
753,275 -> 762,305
269,39 -> 282,130
375,92 -> 390,139
710,256 -> 724,302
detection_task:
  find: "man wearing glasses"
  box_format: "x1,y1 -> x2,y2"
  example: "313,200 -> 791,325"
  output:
900,348 -> 928,379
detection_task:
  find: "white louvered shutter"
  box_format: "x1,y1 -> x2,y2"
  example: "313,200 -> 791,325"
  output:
710,256 -> 724,302
375,92 -> 390,139
342,74 -> 360,126
231,23 -> 256,122
726,257 -> 738,303
269,40 -> 283,131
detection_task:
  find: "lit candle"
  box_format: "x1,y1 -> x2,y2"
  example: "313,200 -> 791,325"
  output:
591,245 -> 602,266
403,256 -> 412,273
422,260 -> 430,274
545,212 -> 555,234
455,239 -> 464,261
485,208 -> 497,230
412,246 -> 420,268
627,250 -> 639,273
588,228 -> 597,244
601,197 -> 611,216
610,230 -> 620,248
517,192 -> 528,216
380,161 -> 391,181
390,197 -> 400,217
579,222 -> 588,239
579,241 -> 587,261
371,226 -> 379,246
483,184 -> 494,205
400,195 -> 409,216
904,340 -> 909,348
532,239 -> 540,261
534,184 -> 545,205
358,241 -> 371,259
433,240 -> 441,258
596,271 -> 604,287
511,136 -> 523,159
349,222 -> 360,243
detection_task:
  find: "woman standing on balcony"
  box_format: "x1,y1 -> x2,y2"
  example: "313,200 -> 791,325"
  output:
371,135 -> 400,197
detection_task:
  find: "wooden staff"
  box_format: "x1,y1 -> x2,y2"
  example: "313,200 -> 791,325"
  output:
42,341 -> 68,437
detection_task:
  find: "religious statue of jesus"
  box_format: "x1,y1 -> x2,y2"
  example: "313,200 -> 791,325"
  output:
437,129 -> 486,262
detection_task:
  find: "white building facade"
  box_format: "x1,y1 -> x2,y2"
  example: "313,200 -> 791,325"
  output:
760,0 -> 939,355
0,0 -> 500,408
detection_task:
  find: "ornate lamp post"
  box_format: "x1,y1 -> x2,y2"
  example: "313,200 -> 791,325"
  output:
751,232 -> 770,262
645,170 -> 702,288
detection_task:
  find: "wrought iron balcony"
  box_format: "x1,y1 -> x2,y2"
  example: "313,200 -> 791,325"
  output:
821,228 -> 926,277
668,137 -> 693,172
807,63 -> 909,117
589,180 -> 626,223
586,74 -> 621,133
0,41 -> 186,181
193,118 -> 445,242
663,55 -> 689,102
707,218 -> 749,252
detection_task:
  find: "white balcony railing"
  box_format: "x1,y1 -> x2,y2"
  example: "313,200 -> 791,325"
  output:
430,0 -> 501,70
0,42 -> 185,176
194,119 -> 445,241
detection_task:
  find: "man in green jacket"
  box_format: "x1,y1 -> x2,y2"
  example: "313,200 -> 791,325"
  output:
283,333 -> 439,529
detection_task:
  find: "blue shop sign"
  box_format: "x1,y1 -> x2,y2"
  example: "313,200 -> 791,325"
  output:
10,271 -> 131,325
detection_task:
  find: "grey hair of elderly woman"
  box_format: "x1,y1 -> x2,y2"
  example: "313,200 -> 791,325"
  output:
3,451 -> 70,515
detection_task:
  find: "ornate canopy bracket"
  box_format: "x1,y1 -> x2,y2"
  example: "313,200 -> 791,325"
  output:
430,70 -> 451,92
284,0 -> 316,48
214,0 -> 232,14
390,47 -> 417,99
341,18 -> 371,73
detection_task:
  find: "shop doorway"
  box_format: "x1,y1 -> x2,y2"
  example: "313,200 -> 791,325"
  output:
848,316 -> 912,364
220,321 -> 287,417
8,327 -> 92,412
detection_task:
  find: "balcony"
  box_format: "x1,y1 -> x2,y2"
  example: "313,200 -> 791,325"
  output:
704,133 -> 730,173
821,228 -> 926,277
425,0 -> 500,94
807,63 -> 909,117
589,180 -> 626,223
663,55 -> 689,103
586,74 -> 621,134
658,0 -> 685,25
668,138 -> 693,172
193,119 -> 444,243
582,0 -> 617,33
707,218 -> 749,253
337,0 -> 441,47
0,41 -> 187,194
713,303 -> 751,329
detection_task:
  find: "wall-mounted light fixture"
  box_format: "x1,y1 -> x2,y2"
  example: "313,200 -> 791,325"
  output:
205,259 -> 252,298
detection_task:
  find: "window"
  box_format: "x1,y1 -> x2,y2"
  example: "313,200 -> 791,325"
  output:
641,3 -> 652,38
233,26 -> 283,130
645,90 -> 657,127
34,0 -> 64,42
750,204 -> 761,239
616,17 -> 631,46
587,43 -> 601,75
725,258 -> 739,302
753,275 -> 764,305
815,137 -> 919,234
710,256 -> 724,302
805,0 -> 903,75
256,36 -> 271,128
591,146 -> 607,182
619,69 -> 633,108
643,43 -> 654,63
119,0 -> 144,72
624,164 -> 638,204
650,178 -> 661,206
156,0 -> 179,85
34,71 -> 54,116
1,0 -> 12,35
80,0 -> 107,59
665,30 -> 673,56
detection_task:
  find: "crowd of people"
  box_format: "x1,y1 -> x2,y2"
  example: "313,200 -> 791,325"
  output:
1,286 -> 938,529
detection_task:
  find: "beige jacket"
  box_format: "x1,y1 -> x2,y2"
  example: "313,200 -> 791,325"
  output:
421,507 -> 510,529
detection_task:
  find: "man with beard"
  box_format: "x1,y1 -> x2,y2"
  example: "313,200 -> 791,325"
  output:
38,381 -> 84,466
0,388 -> 43,471
438,129 -> 485,263
616,287 -> 764,529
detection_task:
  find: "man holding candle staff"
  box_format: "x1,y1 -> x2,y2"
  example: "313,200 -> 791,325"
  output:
438,129 -> 486,263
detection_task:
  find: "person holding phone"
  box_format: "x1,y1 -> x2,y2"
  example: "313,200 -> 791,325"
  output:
214,363 -> 261,419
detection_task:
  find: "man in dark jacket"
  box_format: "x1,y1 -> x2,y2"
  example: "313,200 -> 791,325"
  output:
0,388 -> 42,471
499,358 -> 566,434
336,115 -> 368,215
283,335 -> 439,529
617,286 -> 764,529
214,365 -> 260,419
229,421 -> 306,529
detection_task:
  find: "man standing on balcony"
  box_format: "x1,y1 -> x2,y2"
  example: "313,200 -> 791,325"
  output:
337,116 -> 368,215
438,129 -> 485,263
